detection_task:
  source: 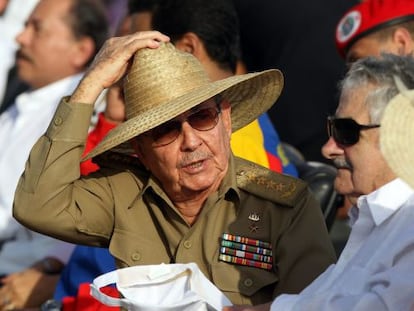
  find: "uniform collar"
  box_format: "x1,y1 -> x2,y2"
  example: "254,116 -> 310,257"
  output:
218,153 -> 240,202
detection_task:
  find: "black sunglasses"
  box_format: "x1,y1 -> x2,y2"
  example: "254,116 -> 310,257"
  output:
327,116 -> 380,146
145,104 -> 222,147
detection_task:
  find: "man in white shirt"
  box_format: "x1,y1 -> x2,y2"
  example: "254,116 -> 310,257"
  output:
224,54 -> 414,310
0,0 -> 108,309
0,0 -> 39,105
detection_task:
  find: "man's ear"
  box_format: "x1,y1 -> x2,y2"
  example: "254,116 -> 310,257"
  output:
130,137 -> 149,170
174,32 -> 208,62
392,27 -> 414,55
71,36 -> 96,69
131,137 -> 143,158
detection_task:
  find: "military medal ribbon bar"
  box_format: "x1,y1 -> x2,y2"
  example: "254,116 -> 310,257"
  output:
219,233 -> 273,270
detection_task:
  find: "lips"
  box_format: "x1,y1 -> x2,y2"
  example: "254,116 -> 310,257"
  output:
181,159 -> 205,169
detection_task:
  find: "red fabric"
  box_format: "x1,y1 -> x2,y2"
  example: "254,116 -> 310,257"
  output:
335,0 -> 414,57
265,152 -> 283,173
81,113 -> 117,175
62,283 -> 120,311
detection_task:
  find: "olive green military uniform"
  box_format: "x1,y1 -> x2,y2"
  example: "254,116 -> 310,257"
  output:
14,98 -> 336,305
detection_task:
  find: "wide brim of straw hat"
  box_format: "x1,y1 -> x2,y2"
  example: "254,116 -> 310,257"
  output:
83,43 -> 283,161
380,90 -> 414,189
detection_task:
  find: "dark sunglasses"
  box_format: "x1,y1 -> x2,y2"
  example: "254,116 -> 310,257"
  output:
145,104 -> 222,147
327,116 -> 380,146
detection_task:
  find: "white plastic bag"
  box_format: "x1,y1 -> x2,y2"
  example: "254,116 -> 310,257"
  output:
90,262 -> 232,311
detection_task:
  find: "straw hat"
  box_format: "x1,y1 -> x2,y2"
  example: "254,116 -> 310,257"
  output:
83,42 -> 283,160
380,89 -> 414,189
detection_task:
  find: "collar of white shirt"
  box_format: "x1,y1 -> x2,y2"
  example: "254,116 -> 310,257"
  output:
349,178 -> 413,227
14,73 -> 84,115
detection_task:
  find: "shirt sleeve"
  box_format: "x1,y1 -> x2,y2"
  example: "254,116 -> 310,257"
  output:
0,228 -> 75,273
13,97 -> 116,247
270,253 -> 414,310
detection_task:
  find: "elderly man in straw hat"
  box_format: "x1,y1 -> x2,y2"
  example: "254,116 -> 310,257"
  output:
13,31 -> 336,305
226,53 -> 414,310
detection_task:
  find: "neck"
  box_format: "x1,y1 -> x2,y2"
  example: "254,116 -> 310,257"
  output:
173,191 -> 210,226
172,177 -> 223,226
176,201 -> 204,225
202,58 -> 233,81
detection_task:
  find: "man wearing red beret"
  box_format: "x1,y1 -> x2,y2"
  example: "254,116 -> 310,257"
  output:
335,0 -> 414,64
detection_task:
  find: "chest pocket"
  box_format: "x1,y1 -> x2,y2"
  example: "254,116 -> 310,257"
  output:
110,228 -> 171,267
211,261 -> 278,303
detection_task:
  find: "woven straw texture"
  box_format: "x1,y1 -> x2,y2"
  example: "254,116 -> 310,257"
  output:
84,42 -> 283,160
380,90 -> 414,189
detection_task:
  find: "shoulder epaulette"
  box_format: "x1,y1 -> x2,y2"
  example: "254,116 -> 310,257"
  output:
235,157 -> 308,207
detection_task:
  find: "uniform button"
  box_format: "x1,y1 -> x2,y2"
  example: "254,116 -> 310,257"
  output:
243,278 -> 253,287
54,116 -> 63,126
183,240 -> 192,249
131,252 -> 141,261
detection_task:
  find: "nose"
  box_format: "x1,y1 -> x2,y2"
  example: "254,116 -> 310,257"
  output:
180,121 -> 202,150
15,24 -> 31,46
321,136 -> 344,160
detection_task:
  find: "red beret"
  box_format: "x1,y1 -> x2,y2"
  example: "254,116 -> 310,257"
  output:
335,0 -> 414,58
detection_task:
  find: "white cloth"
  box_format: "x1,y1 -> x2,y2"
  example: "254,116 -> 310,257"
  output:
91,263 -> 232,311
0,74 -> 82,273
271,178 -> 414,311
